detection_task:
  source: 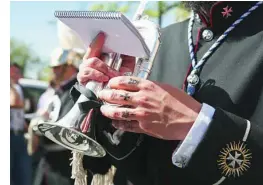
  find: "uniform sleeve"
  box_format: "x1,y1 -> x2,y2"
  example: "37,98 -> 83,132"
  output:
172,107 -> 263,184
172,103 -> 215,168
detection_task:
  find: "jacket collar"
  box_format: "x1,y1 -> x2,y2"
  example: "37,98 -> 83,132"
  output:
196,1 -> 259,33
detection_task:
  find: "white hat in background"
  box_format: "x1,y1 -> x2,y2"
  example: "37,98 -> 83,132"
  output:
49,48 -> 70,67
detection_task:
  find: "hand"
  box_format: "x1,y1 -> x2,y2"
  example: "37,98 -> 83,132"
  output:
98,76 -> 202,140
77,32 -> 135,85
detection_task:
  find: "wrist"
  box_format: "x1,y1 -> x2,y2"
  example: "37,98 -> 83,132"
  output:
191,101 -> 202,120
181,102 -> 202,140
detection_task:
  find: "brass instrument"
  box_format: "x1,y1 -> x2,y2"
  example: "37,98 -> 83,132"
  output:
37,0 -> 161,158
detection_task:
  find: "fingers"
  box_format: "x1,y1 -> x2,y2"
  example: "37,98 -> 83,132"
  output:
98,89 -> 138,106
107,76 -> 156,92
108,76 -> 141,91
111,120 -> 161,139
100,105 -> 145,121
78,32 -> 107,85
82,57 -> 120,77
111,120 -> 143,133
78,57 -> 120,84
77,68 -> 109,84
78,34 -> 137,86
84,32 -> 106,59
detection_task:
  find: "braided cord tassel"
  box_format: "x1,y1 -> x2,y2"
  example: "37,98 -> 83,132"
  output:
91,166 -> 116,185
188,11 -> 196,67
70,126 -> 116,185
70,151 -> 88,185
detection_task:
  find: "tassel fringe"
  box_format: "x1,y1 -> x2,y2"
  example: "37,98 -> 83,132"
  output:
70,151 -> 88,185
91,166 -> 116,185
70,151 -> 116,185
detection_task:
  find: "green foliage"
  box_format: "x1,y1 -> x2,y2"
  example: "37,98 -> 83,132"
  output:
174,3 -> 191,22
145,2 -> 180,26
89,2 -> 131,13
89,4 -> 104,11
139,2 -> 188,26
10,38 -> 40,74
174,6 -> 191,22
159,2 -> 179,14
118,5 -> 130,13
88,2 -> 187,26
144,9 -> 159,18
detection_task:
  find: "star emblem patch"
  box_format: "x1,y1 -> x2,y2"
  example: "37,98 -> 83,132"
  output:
222,5 -> 233,18
217,141 -> 252,177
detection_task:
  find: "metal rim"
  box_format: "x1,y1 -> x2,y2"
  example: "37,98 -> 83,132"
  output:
37,122 -> 106,157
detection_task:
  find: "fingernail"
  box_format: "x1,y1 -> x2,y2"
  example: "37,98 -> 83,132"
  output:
86,32 -> 106,58
98,89 -> 108,98
90,32 -> 105,47
100,105 -> 108,112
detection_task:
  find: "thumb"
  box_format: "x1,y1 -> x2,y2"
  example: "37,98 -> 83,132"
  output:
84,32 -> 106,59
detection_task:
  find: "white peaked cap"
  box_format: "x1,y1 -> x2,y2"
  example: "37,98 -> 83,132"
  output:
50,48 -> 70,67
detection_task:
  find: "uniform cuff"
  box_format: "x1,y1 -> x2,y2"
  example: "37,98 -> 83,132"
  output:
172,103 -> 215,168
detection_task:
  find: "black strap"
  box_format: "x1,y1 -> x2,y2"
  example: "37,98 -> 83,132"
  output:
72,83 -> 97,101
78,100 -> 102,113
70,82 -> 103,113
70,85 -> 81,103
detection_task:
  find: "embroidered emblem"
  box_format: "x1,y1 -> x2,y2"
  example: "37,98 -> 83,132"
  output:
222,6 -> 233,18
217,141 -> 252,177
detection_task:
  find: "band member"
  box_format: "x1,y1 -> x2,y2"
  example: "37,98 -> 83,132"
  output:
36,79 -> 56,121
33,48 -> 84,185
77,2 -> 263,185
10,64 -> 32,185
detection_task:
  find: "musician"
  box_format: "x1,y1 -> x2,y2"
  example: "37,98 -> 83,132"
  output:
77,1 -> 263,185
34,48 -> 83,185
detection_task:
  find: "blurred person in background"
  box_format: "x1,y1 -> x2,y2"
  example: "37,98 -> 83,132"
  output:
10,63 -> 32,185
32,48 -> 84,185
10,63 -> 23,84
36,79 -> 56,121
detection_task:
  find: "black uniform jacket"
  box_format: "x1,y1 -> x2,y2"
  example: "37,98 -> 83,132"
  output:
83,2 -> 263,185
41,77 -> 77,180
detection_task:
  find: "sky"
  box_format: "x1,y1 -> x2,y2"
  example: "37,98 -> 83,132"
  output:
10,1 -> 177,78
